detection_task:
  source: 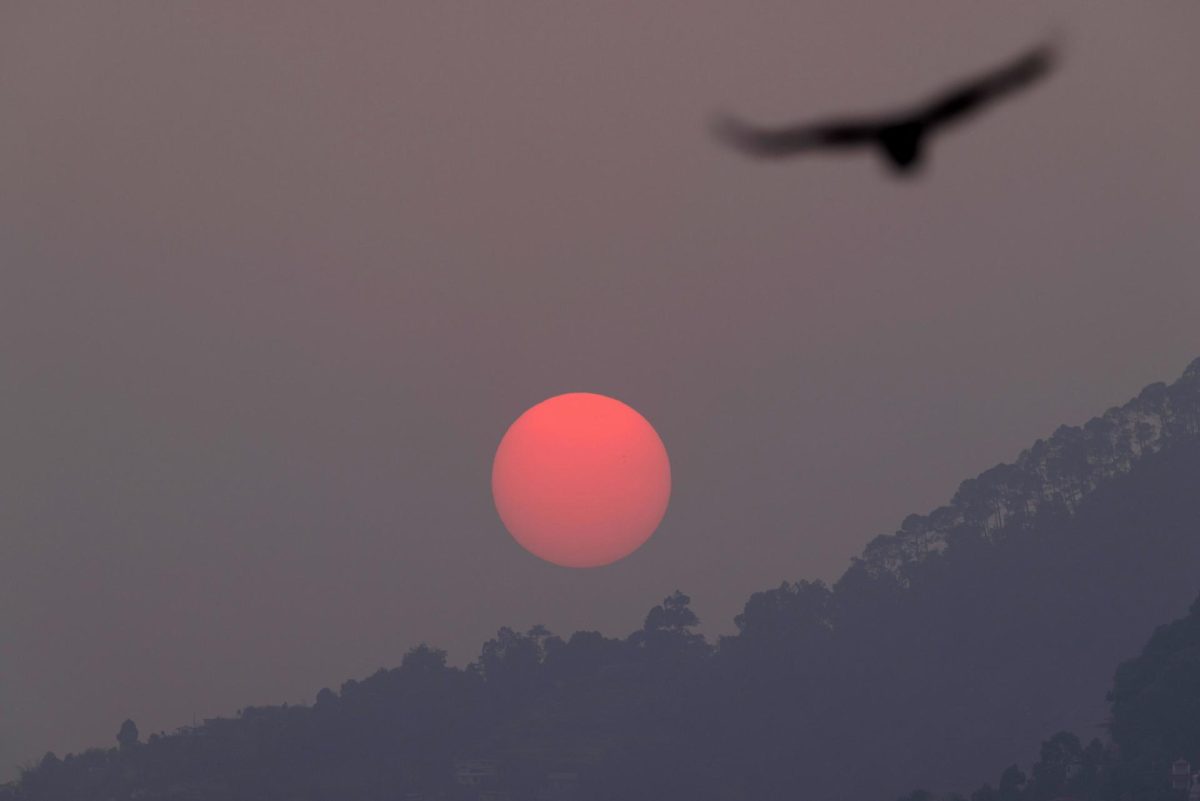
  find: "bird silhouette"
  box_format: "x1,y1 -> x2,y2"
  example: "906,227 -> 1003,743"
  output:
713,40 -> 1057,175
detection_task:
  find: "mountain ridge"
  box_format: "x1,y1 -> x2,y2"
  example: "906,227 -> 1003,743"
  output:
9,357 -> 1200,801
857,357 -> 1200,585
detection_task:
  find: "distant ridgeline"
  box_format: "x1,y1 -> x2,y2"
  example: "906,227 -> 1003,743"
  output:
7,358 -> 1200,801
857,357 -> 1200,583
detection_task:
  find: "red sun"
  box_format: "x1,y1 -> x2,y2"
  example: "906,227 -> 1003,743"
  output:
492,393 -> 671,568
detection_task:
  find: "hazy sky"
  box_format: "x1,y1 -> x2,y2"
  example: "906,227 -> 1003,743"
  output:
3,1 -> 1199,776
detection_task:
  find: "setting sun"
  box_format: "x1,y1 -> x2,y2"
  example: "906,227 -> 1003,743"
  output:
491,393 -> 671,568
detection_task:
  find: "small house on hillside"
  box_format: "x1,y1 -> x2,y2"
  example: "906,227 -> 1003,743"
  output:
541,771 -> 579,801
1166,758 -> 1200,801
454,759 -> 501,788
1172,759 -> 1194,793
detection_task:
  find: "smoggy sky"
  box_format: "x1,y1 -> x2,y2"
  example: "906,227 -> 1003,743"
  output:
2,1 -> 1199,777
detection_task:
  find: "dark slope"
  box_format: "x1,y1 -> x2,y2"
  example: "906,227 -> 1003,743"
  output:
7,359 -> 1200,801
898,583 -> 1200,801
705,359 -> 1200,798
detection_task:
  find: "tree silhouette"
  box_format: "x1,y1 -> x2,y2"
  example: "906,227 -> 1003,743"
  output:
116,719 -> 139,751
8,361 -> 1200,801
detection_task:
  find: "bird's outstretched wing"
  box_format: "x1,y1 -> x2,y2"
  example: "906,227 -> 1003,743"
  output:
711,113 -> 881,159
913,40 -> 1057,131
712,38 -> 1058,172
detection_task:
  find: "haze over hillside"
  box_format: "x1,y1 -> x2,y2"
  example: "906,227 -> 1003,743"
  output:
8,358 -> 1200,801
900,585 -> 1200,801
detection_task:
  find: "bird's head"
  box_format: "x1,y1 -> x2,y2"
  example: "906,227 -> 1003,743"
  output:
879,123 -> 925,174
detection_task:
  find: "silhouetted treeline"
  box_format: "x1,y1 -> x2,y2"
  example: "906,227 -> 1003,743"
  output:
6,359 -> 1200,801
897,590 -> 1200,801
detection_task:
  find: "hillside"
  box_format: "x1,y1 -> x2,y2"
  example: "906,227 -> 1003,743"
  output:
7,358 -> 1200,801
897,587 -> 1200,801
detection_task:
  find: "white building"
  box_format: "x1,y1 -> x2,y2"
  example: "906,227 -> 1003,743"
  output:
454,759 -> 500,787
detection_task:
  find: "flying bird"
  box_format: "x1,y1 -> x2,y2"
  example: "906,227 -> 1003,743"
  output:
713,40 -> 1057,175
